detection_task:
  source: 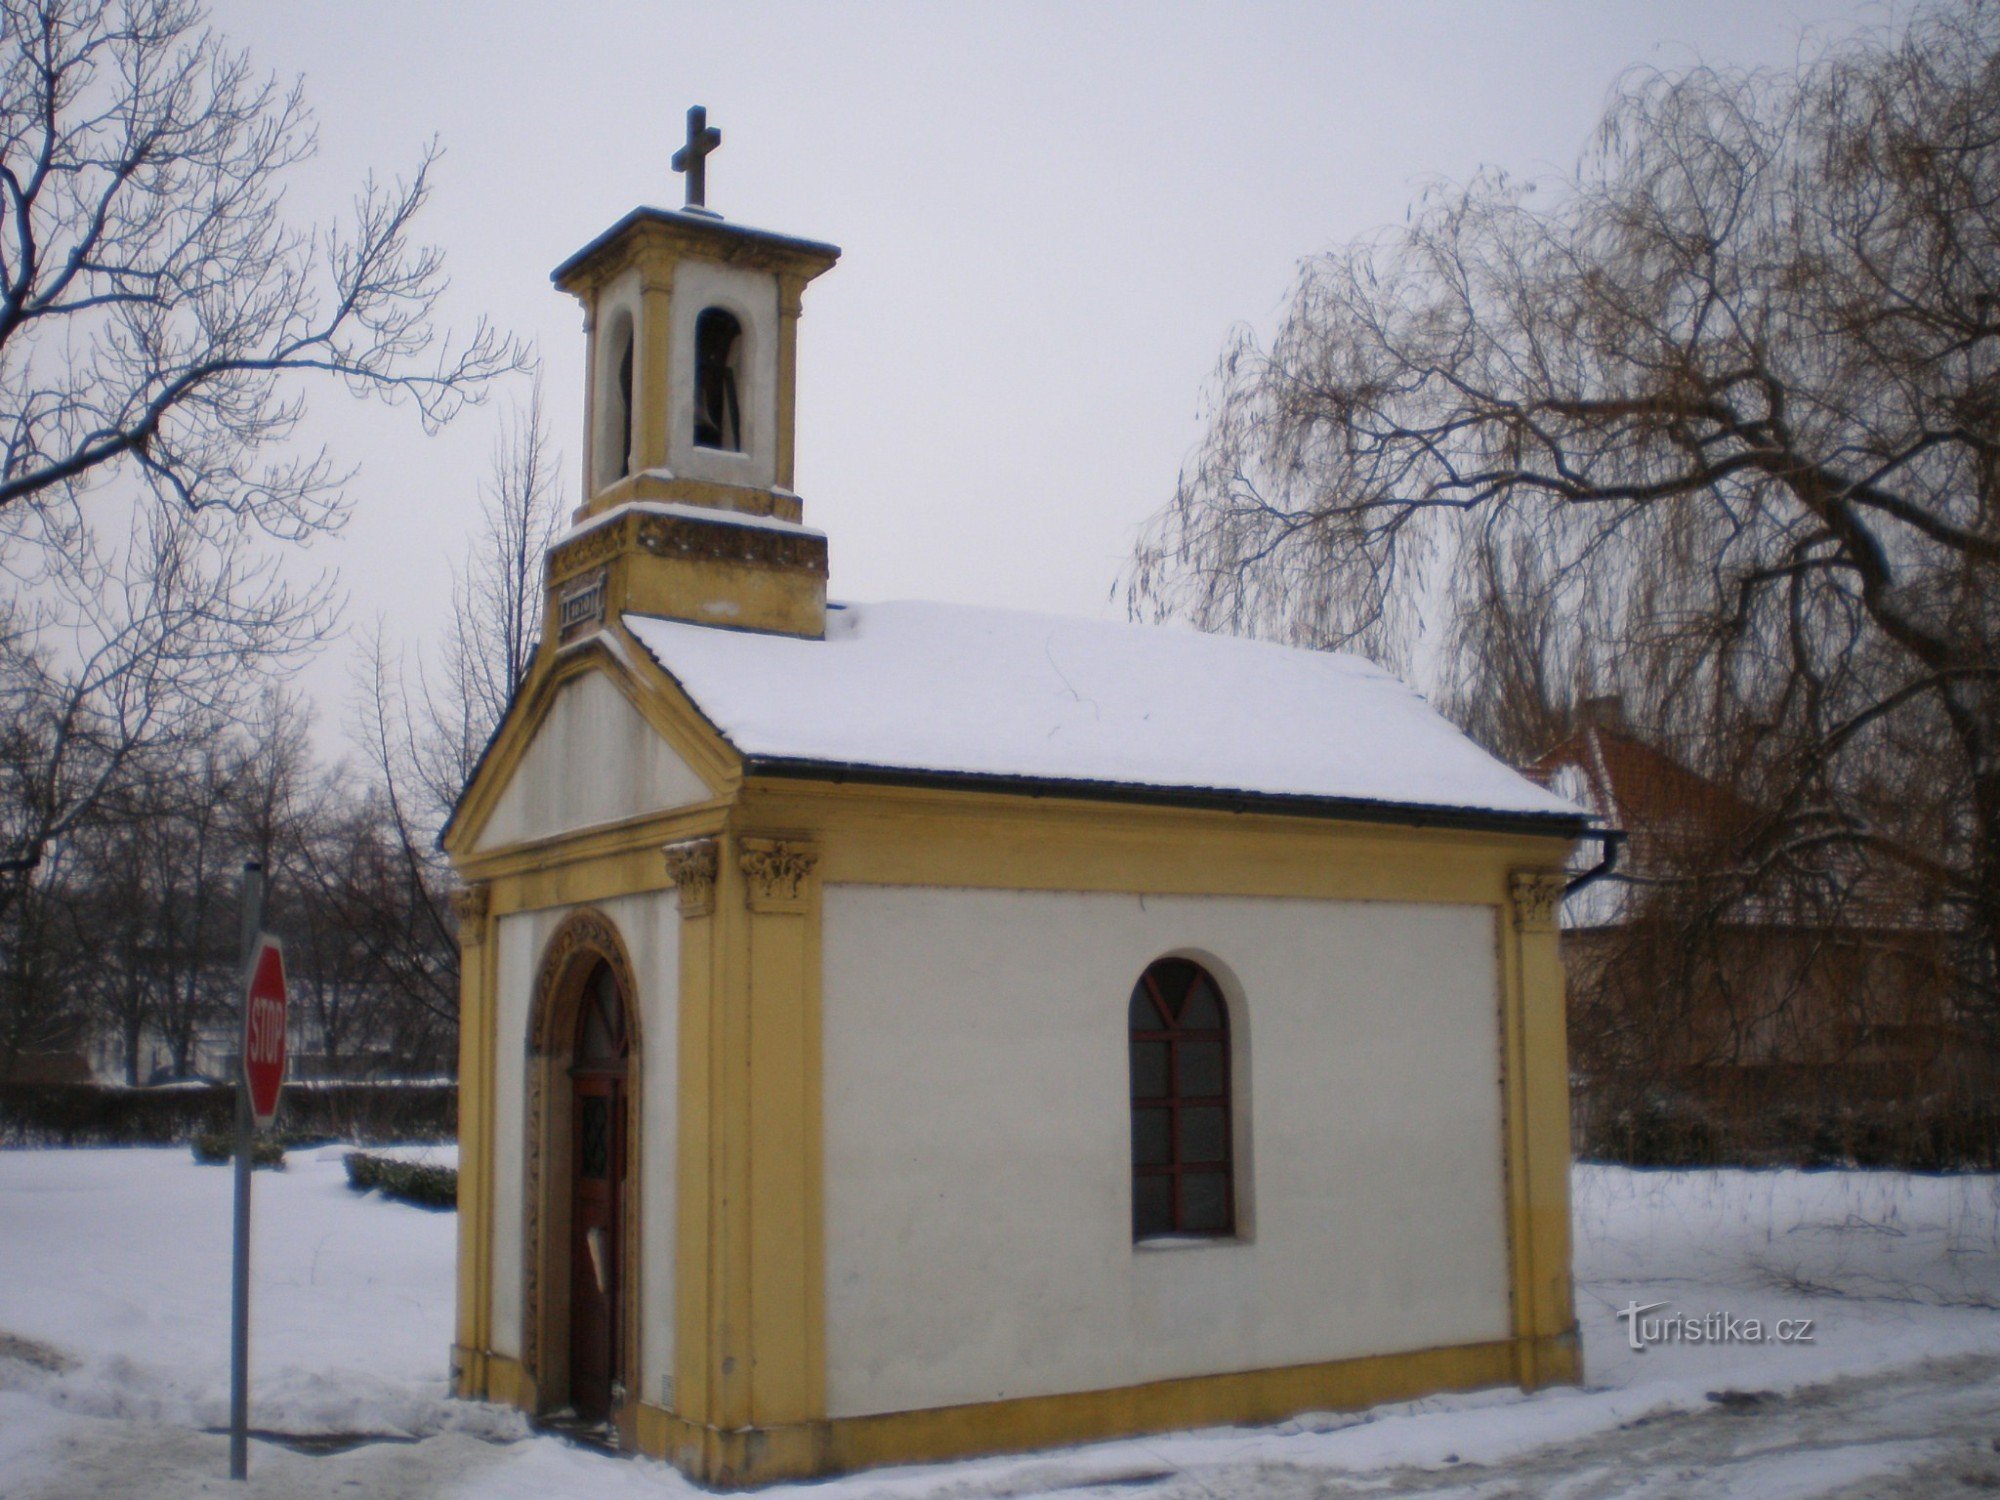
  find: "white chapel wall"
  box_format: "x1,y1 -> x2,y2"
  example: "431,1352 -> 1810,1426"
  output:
476,672 -> 710,851
819,886 -> 1511,1419
487,890 -> 679,1400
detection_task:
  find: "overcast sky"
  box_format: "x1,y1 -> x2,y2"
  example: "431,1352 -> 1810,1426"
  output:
203,0 -> 1892,746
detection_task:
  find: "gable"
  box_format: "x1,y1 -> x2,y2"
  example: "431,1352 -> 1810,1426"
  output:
474,669 -> 712,851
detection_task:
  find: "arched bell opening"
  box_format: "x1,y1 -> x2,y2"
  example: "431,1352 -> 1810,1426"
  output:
692,306 -> 743,452
595,310 -> 636,490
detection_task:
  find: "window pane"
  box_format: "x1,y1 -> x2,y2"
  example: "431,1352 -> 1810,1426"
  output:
1181,1171 -> 1230,1233
1180,976 -> 1224,1030
1133,1173 -> 1173,1239
1128,983 -> 1163,1031
1130,1041 -> 1169,1098
1179,1041 -> 1226,1098
579,1095 -> 610,1180
1180,1106 -> 1228,1164
1132,1107 -> 1171,1166
1152,960 -> 1196,1017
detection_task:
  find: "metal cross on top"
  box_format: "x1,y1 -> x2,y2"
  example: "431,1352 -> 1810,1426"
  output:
672,105 -> 722,211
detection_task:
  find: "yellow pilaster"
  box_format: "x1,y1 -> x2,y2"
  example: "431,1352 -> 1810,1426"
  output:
739,836 -> 825,1438
1504,869 -> 1580,1387
660,832 -> 825,1485
774,274 -> 805,493
451,883 -> 493,1397
663,837 -> 720,1446
633,268 -> 674,474
577,306 -> 597,515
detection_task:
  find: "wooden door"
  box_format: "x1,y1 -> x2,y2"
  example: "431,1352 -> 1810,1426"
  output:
568,962 -> 628,1423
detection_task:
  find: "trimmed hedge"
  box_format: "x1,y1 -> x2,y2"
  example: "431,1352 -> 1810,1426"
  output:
191,1130 -> 287,1169
0,1079 -> 455,1146
344,1150 -> 457,1210
1576,1089 -> 2000,1170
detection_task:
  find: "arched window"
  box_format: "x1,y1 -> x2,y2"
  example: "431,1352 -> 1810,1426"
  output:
1129,957 -> 1233,1239
692,307 -> 742,451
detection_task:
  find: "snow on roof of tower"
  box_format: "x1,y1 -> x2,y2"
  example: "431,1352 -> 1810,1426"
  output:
622,601 -> 1587,829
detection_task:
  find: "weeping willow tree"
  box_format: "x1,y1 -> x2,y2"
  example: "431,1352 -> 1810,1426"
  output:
1130,2 -> 2000,1061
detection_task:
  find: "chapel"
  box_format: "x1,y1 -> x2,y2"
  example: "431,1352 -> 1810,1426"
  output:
443,113 -> 1590,1487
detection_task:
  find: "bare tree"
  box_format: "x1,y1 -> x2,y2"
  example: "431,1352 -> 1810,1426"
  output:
1130,0 -> 2000,1018
0,501 -> 324,899
0,0 -> 522,1075
281,390 -> 566,1075
0,0 -> 519,531
418,377 -> 564,819
0,0 -> 520,874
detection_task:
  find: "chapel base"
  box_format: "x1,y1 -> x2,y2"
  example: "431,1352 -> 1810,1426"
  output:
454,1331 -> 1580,1489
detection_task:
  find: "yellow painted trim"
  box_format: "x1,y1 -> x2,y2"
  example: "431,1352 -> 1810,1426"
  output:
576,306 -> 598,516
774,274 -> 805,492
443,634 -> 738,861
1498,895 -> 1533,1381
472,1351 -> 536,1411
458,800 -> 730,888
710,831 -> 755,1427
451,886 -> 494,1399
739,777 -> 1570,905
619,547 -> 826,638
483,839 -> 704,919
663,831 -> 827,1448
632,273 -> 672,475
740,835 -> 824,1427
1506,872 -> 1578,1383
581,470 -> 805,526
620,1333 -> 1578,1486
671,838 -> 721,1432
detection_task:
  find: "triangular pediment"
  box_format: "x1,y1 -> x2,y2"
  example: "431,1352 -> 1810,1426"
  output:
448,643 -> 734,858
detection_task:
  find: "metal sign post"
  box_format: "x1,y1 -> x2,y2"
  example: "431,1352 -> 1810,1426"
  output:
228,861 -> 263,1481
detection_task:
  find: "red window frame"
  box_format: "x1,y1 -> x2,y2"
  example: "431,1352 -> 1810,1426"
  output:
1129,957 -> 1234,1239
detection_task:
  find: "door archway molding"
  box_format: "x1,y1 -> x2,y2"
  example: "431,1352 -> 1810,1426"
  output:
522,907 -> 643,1434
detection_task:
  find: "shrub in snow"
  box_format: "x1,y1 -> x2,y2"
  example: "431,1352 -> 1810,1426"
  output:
190,1131 -> 285,1169
344,1151 -> 456,1210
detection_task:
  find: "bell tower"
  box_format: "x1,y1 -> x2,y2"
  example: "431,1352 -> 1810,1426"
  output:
542,107 -> 840,642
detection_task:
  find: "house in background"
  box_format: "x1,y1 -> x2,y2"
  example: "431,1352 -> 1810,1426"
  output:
1525,697 -> 1970,1155
7,1011 -> 94,1084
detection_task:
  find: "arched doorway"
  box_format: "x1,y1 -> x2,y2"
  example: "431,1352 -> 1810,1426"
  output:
523,909 -> 642,1438
567,959 -> 628,1422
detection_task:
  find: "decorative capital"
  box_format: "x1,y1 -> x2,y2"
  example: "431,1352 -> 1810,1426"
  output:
1509,870 -> 1566,932
452,884 -> 491,947
739,836 -> 818,914
662,838 -> 720,918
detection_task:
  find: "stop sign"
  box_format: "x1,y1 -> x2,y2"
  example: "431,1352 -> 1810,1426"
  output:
242,936 -> 288,1128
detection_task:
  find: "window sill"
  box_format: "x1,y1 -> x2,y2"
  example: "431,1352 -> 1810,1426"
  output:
1133,1233 -> 1243,1253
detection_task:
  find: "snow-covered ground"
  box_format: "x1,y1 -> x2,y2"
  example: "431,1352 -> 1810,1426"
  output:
3,1148 -> 1999,1497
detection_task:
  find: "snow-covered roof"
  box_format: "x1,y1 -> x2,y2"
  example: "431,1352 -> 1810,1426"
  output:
622,602 -> 1587,828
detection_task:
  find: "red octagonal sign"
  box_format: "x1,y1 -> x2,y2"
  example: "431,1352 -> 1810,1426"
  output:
243,936 -> 288,1128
